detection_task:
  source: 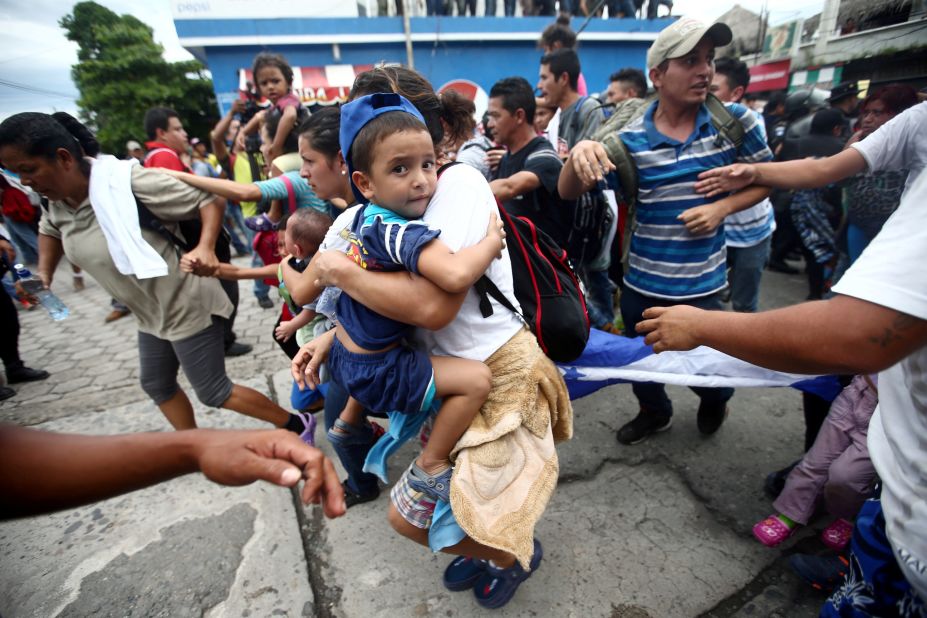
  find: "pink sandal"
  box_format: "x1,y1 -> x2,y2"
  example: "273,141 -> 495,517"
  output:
752,515 -> 796,547
821,518 -> 854,551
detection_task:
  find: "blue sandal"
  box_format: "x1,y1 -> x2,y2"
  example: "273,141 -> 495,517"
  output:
405,461 -> 453,503
326,418 -> 379,447
473,539 -> 543,609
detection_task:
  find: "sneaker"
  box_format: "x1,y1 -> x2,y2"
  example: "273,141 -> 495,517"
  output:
443,556 -> 487,591
293,411 -> 317,447
245,213 -> 278,232
473,539 -> 543,609
696,402 -> 729,435
6,365 -> 50,384
406,461 -> 453,503
342,480 -> 380,508
0,386 -> 14,401
257,296 -> 275,309
225,341 -> 253,357
616,410 -> 672,445
789,552 -> 850,592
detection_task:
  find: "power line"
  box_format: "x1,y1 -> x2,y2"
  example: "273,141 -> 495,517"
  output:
0,78 -> 78,100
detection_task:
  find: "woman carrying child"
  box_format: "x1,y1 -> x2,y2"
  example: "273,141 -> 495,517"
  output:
287,66 -> 573,610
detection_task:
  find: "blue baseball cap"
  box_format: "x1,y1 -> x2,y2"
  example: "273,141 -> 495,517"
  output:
339,92 -> 427,203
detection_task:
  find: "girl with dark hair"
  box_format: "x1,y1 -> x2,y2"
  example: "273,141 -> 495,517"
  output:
843,84 -> 918,263
286,65 -> 572,609
0,111 -> 315,442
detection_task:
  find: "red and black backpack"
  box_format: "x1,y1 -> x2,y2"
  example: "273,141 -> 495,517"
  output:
474,202 -> 590,363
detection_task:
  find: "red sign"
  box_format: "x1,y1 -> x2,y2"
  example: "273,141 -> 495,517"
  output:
239,64 -> 374,105
747,59 -> 791,94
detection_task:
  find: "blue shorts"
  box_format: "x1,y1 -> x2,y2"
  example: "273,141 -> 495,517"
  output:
328,338 -> 434,415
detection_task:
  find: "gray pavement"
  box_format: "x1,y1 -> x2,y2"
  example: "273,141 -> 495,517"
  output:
1,257 -> 833,617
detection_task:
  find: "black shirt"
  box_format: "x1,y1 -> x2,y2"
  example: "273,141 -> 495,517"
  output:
495,136 -> 571,247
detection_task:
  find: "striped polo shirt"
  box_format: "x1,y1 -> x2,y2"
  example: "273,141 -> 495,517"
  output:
619,101 -> 773,300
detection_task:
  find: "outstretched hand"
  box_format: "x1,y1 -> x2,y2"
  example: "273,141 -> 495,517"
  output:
695,164 -> 757,197
181,246 -> 220,276
635,305 -> 706,353
568,140 -> 616,186
193,429 -> 346,518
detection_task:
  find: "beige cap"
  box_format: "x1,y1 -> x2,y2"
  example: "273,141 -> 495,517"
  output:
126,140 -> 143,151
646,18 -> 733,70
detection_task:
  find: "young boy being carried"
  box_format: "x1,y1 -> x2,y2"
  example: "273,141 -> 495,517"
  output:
327,93 -> 505,503
218,209 -> 332,346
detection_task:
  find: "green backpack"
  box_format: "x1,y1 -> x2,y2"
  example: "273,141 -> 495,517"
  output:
593,93 -> 745,268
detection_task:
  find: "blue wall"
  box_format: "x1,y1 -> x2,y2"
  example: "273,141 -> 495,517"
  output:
174,16 -> 671,115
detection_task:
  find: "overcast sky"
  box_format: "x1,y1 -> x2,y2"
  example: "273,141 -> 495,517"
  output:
0,0 -> 823,120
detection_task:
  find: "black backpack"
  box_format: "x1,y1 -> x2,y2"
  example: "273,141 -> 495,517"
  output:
475,203 -> 590,363
135,198 -> 232,262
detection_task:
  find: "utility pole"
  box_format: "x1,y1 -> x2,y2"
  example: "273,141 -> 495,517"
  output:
403,0 -> 415,69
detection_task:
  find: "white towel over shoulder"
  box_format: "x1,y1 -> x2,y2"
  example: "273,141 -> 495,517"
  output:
89,156 -> 169,279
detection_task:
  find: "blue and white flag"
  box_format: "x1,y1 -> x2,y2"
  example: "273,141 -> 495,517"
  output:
560,329 -> 841,401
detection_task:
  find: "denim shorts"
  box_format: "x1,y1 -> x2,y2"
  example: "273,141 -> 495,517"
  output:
327,338 -> 434,415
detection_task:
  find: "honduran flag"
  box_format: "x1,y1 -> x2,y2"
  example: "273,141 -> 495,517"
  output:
560,329 -> 842,402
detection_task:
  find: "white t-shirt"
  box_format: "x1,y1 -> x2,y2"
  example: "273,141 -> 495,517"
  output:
831,170 -> 927,599
321,164 -> 523,363
850,101 -> 927,198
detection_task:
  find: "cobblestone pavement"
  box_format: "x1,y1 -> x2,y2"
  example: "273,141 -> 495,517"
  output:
1,257 -> 836,617
2,257 -> 285,425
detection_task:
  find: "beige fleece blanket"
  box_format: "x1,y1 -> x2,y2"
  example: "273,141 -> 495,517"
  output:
449,327 -> 573,569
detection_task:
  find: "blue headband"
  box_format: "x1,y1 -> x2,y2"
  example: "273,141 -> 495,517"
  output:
339,92 -> 427,203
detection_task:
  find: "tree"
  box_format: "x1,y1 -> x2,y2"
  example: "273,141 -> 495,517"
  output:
60,1 -> 217,155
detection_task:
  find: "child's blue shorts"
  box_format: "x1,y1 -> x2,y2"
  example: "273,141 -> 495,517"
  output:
328,338 -> 434,415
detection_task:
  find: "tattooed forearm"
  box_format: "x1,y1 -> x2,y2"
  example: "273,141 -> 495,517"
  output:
869,312 -> 920,348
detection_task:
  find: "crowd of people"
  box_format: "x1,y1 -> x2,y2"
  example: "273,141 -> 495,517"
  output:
1,10 -> 926,616
375,0 -> 672,18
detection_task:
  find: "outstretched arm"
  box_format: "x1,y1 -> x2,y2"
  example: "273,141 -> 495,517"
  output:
159,169 -> 263,204
678,185 -> 772,234
0,426 -> 346,520
179,196 -> 225,276
558,140 -> 615,200
695,149 -> 867,197
416,213 -> 505,293
635,294 -> 927,375
216,261 -> 278,281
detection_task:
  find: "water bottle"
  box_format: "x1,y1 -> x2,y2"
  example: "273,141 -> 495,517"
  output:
13,264 -> 69,321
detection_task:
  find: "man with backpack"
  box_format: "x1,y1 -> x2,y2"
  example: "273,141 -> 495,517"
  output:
143,107 -> 251,358
559,18 -> 774,445
538,48 -> 616,332
538,48 -> 607,160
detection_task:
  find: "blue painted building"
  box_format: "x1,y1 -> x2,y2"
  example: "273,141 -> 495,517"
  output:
173,15 -> 671,115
